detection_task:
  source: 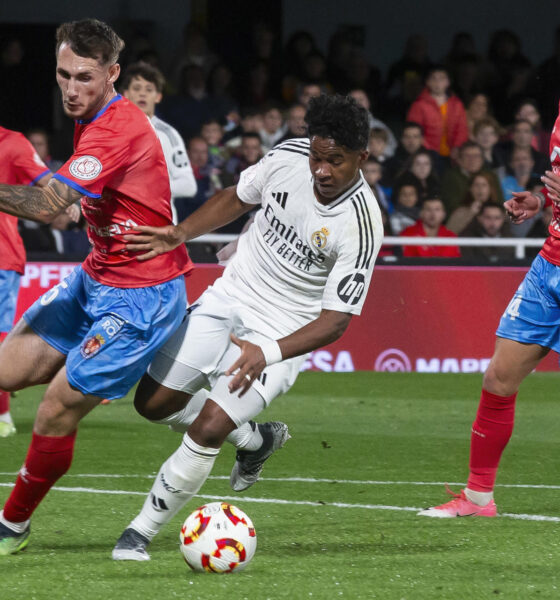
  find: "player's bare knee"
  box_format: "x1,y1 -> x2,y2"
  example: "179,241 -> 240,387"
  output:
134,375 -> 189,420
188,401 -> 236,448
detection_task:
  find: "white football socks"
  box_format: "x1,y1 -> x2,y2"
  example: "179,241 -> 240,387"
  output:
129,433 -> 219,540
465,488 -> 494,506
226,420 -> 263,451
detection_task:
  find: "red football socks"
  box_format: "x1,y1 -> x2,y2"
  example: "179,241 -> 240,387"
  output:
0,390 -> 9,415
467,389 -> 517,492
3,431 -> 77,523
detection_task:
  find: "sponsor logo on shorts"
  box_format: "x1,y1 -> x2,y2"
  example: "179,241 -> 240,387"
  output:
80,333 -> 106,358
69,155 -> 102,180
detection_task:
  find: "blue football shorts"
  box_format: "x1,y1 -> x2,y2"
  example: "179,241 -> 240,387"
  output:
0,269 -> 21,333
497,254 -> 560,354
23,265 -> 187,399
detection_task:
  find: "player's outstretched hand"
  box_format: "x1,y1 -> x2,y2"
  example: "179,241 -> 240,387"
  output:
226,334 -> 266,397
124,225 -> 185,261
504,191 -> 541,224
542,170 -> 560,203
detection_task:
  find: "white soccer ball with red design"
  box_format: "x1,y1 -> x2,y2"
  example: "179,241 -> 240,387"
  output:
179,502 -> 257,573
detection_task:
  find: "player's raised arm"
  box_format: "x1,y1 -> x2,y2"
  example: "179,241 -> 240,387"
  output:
0,177 -> 82,223
124,185 -> 254,260
227,309 -> 353,395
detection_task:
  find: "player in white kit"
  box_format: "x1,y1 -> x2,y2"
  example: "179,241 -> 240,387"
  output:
112,94 -> 383,560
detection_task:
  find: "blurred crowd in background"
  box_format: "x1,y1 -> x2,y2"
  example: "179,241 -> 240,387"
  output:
3,21 -> 560,263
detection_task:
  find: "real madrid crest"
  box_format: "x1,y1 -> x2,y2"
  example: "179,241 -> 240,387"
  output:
311,227 -> 329,250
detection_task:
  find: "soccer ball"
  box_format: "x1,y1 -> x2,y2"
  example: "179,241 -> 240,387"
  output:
179,502 -> 257,573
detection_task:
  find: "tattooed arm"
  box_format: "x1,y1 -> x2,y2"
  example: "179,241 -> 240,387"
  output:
0,178 -> 83,223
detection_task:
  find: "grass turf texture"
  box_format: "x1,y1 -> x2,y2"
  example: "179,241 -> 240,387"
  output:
1,372 -> 560,599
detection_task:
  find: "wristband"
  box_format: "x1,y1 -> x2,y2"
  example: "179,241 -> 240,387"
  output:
260,340 -> 282,366
533,191 -> 545,210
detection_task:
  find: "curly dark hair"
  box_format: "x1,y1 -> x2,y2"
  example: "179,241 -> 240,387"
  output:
56,19 -> 124,65
305,94 -> 369,151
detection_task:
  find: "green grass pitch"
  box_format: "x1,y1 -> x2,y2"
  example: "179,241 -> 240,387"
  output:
1,372 -> 560,599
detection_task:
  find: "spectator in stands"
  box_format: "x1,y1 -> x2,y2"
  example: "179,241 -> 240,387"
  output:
362,156 -> 391,214
242,60 -> 276,108
386,34 -> 433,116
500,147 -> 541,238
259,104 -> 286,152
296,82 -> 322,108
159,63 -> 223,141
200,118 -> 226,169
207,63 -> 238,115
349,88 -> 397,157
472,117 -> 503,168
406,65 -> 469,158
121,61 -> 197,224
400,197 -> 460,258
495,119 -> 549,177
395,149 -> 440,201
465,93 -> 491,138
533,26 -> 560,129
390,181 -> 422,235
460,201 -> 515,261
485,29 -> 532,124
382,122 -> 441,185
26,129 -> 63,171
281,31 -> 319,103
222,132 -> 263,187
223,106 -> 263,147
49,211 -> 90,258
368,128 -> 391,163
514,99 -> 550,155
277,103 -> 307,143
179,136 -> 222,222
447,172 -> 500,234
440,141 -> 503,214
342,51 -> 382,110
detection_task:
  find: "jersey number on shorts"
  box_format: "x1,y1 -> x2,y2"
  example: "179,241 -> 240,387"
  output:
505,296 -> 522,320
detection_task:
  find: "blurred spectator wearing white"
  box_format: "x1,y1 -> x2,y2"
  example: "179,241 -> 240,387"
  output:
259,104 -> 286,152
121,62 -> 196,223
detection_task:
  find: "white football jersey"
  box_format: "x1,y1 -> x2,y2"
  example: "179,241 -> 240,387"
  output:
212,138 -> 383,338
152,115 -> 196,200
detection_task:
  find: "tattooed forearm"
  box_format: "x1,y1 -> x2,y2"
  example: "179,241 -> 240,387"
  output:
0,179 -> 82,223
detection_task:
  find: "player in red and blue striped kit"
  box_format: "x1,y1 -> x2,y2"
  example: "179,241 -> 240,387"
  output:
0,19 -> 191,554
420,102 -> 560,517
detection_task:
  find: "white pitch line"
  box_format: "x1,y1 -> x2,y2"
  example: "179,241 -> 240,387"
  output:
0,482 -> 559,522
1,472 -> 560,490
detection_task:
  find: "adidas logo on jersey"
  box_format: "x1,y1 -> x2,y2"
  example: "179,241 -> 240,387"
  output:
272,191 -> 288,209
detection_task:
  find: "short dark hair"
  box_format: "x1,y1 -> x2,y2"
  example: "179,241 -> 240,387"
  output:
479,201 -> 505,215
241,132 -> 261,143
419,196 -> 444,209
402,121 -> 423,135
305,94 -> 369,151
459,140 -> 483,156
56,19 -> 124,65
120,62 -> 165,93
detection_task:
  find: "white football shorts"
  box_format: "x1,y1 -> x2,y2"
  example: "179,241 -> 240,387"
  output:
147,285 -> 306,426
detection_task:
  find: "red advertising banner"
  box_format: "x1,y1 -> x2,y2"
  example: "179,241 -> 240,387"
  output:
14,263 -> 560,373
